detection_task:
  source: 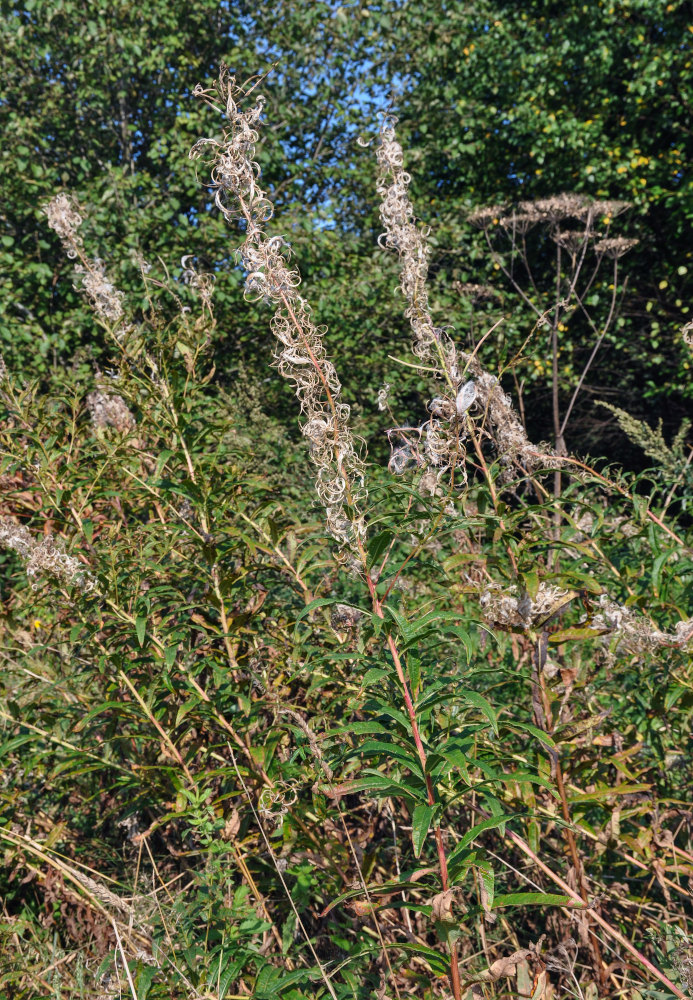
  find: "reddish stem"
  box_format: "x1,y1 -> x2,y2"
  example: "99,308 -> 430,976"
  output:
365,572 -> 461,999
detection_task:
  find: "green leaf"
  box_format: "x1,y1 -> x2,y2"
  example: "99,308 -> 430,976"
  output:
407,655 -> 421,690
135,615 -> 147,647
449,814 -> 512,863
217,959 -> 242,999
441,625 -> 474,662
549,626 -> 603,643
522,569 -> 539,600
568,782 -> 651,803
383,603 -> 410,638
478,865 -> 495,910
492,892 -> 577,908
438,748 -> 471,784
136,964 -> 157,999
361,667 -> 389,687
395,941 -> 450,977
355,739 -> 425,778
327,721 -> 388,737
175,698 -> 199,727
505,721 -> 556,748
321,876 -> 435,917
411,803 -> 435,858
331,771 -> 419,800
367,528 -> 394,570
293,597 -> 335,627
460,690 -> 499,736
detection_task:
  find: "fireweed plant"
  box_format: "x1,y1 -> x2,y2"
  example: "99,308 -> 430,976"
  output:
0,67 -> 691,999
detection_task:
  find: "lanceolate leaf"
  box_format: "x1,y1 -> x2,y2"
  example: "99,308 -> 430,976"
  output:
411,802 -> 436,858
492,892 -> 582,909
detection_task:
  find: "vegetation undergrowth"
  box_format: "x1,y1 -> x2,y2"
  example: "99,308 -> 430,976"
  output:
0,66 -> 691,1000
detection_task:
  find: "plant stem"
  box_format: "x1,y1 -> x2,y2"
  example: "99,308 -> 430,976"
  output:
364,570 -> 462,1000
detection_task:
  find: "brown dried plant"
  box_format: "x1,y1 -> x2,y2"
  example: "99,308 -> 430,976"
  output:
469,190 -> 638,462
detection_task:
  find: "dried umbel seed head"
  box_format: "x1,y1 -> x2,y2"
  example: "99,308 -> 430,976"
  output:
593,237 -> 639,259
593,198 -> 632,221
86,390 -> 136,432
455,282 -> 501,303
553,229 -> 592,254
499,211 -> 540,234
468,205 -> 505,229
681,320 -> 693,349
528,193 -> 591,222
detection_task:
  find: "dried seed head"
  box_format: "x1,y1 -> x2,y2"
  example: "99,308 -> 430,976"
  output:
376,114 -> 446,364
44,193 -> 84,251
45,194 -> 130,338
672,940 -> 693,994
528,193 -> 591,222
593,237 -> 639,259
330,603 -> 363,630
480,582 -> 572,629
86,390 -> 136,432
553,229 -> 592,254
592,199 -> 632,220
590,595 -> 693,655
192,68 -> 366,547
0,518 -> 94,591
499,211 -> 540,234
380,121 -> 557,481
388,443 -> 419,476
468,205 -> 505,229
0,519 -> 34,560
181,254 -> 216,313
75,258 -> 125,323
376,114 -> 470,479
258,780 -> 297,831
456,380 -> 476,416
455,282 -> 501,303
